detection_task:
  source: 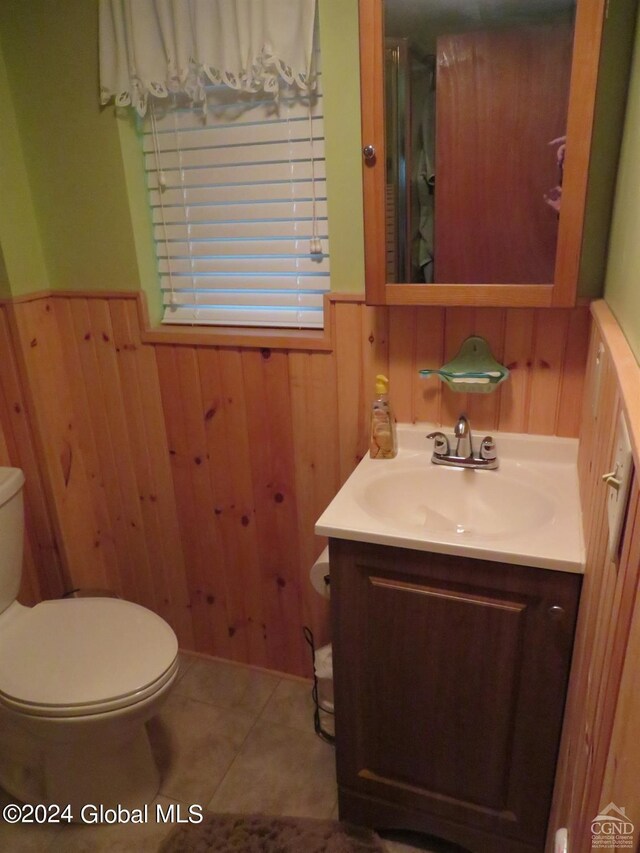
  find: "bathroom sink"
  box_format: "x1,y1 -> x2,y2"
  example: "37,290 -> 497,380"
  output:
316,424 -> 584,573
358,464 -> 554,540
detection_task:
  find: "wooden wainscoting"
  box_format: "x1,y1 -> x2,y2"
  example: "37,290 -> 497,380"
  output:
548,300 -> 640,851
0,304 -> 64,604
5,294 -> 195,649
0,292 -> 590,676
385,303 -> 589,436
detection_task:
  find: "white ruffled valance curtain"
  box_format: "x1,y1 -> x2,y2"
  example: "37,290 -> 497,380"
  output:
99,0 -> 317,115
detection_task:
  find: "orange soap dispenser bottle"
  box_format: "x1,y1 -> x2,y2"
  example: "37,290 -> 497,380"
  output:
369,374 -> 398,459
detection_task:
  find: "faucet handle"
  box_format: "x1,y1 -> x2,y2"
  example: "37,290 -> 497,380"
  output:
427,431 -> 450,456
480,436 -> 497,461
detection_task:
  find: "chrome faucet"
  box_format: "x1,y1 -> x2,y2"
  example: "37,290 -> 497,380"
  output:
427,415 -> 498,469
454,414 -> 472,459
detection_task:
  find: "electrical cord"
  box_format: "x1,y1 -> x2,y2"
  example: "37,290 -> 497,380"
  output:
303,626 -> 335,746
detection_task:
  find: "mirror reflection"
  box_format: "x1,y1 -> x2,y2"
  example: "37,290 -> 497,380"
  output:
383,0 -> 575,285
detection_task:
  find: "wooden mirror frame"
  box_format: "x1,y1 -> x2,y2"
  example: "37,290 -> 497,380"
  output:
359,0 -> 606,308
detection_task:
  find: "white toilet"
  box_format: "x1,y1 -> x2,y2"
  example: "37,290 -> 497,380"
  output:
0,467 -> 179,814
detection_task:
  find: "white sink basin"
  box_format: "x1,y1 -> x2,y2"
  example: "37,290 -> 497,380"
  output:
316,424 -> 584,573
359,464 -> 554,540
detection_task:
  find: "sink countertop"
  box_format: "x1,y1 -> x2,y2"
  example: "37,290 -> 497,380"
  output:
315,423 -> 585,574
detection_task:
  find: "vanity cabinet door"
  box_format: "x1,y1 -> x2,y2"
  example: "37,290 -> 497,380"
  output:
330,538 -> 581,853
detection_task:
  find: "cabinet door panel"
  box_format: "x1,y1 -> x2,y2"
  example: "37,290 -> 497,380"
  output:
331,540 -> 581,850
365,575 -> 525,809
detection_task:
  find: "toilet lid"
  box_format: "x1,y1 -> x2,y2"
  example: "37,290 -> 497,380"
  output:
0,598 -> 178,712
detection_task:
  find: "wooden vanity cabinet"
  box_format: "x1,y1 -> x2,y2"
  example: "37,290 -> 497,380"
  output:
329,538 -> 582,853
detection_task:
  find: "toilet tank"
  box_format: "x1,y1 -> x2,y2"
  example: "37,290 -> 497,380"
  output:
0,468 -> 25,615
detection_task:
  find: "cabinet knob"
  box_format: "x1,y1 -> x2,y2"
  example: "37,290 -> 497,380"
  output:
548,605 -> 565,621
362,144 -> 376,162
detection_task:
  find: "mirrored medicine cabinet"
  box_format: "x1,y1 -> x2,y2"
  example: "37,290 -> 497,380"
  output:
358,0 -> 609,308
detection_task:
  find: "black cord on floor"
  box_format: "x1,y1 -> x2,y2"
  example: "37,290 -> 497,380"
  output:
303,626 -> 335,745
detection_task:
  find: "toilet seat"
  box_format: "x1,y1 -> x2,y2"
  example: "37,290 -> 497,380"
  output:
0,598 -> 178,718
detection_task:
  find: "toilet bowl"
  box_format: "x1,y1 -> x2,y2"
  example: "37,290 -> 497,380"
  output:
0,467 -> 179,815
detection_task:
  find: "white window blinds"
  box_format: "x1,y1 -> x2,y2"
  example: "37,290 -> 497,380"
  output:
143,70 -> 330,329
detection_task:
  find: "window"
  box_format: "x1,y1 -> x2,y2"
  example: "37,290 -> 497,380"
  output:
142,51 -> 329,330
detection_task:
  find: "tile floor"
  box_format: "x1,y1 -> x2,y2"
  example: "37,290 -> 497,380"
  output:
0,653 -> 463,852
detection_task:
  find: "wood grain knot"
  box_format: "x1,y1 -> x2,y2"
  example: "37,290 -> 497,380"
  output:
274,492 -> 284,503
241,515 -> 250,526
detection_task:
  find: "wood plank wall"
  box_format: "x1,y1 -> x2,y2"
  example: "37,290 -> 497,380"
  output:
0,293 -> 589,676
548,301 -> 640,851
0,305 -> 64,605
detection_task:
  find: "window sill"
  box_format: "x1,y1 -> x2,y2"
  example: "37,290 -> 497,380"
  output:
136,293 -> 365,351
140,322 -> 334,351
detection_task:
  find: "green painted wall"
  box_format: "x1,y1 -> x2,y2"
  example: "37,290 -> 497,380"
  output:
318,0 -> 365,293
0,0 -> 139,292
5,0 -> 634,313
604,13 -> 640,364
0,0 -> 365,303
579,0 -> 638,299
0,246 -> 9,297
0,39 -> 48,297
115,116 -> 160,320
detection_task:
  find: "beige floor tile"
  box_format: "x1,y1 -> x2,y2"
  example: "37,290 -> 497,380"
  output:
148,693 -> 255,806
259,678 -> 317,733
46,795 -> 176,853
207,720 -> 337,819
260,677 -> 335,739
175,652 -> 195,684
0,822 -> 61,853
0,788 -> 61,853
173,657 -> 279,718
